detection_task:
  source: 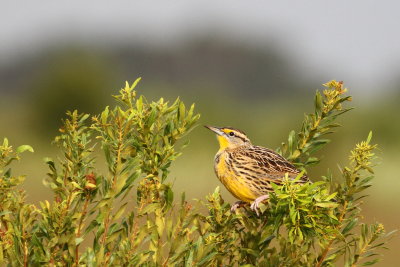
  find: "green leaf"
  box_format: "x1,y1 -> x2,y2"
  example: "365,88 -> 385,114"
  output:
2,137 -> 8,147
113,203 -> 128,221
146,107 -> 157,127
16,145 -> 34,154
75,237 -> 84,245
259,234 -> 275,246
136,95 -> 144,111
315,202 -> 338,208
307,181 -> 325,190
85,220 -> 99,235
0,211 -> 12,216
101,106 -> 109,124
140,203 -> 160,215
288,130 -> 296,153
305,157 -> 320,165
132,77 -> 142,89
178,101 -> 185,121
79,113 -> 90,123
165,186 -> 174,210
342,218 -> 358,234
198,252 -> 218,265
362,259 -> 379,265
293,170 -> 306,182
366,131 -> 373,144
315,90 -> 323,114
325,192 -> 338,201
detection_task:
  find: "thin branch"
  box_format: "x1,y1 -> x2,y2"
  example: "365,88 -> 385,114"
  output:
316,197 -> 349,266
75,194 -> 90,266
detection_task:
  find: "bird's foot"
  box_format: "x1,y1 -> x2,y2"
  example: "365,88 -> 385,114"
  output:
230,201 -> 247,212
250,195 -> 270,216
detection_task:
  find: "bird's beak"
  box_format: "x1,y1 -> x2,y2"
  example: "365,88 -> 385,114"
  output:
204,125 -> 224,136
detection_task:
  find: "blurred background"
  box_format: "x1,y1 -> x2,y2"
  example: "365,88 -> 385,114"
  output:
1,1 -> 399,265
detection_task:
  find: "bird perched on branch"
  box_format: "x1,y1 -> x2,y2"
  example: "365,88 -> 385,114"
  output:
205,126 -> 308,215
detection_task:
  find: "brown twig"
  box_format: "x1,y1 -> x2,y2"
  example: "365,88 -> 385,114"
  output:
75,194 -> 90,266
315,201 -> 348,267
100,116 -> 124,265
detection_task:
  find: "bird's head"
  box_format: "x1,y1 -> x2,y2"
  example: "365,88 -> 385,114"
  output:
205,126 -> 252,150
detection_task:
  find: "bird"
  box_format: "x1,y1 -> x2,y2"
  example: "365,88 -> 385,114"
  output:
205,126 -> 308,215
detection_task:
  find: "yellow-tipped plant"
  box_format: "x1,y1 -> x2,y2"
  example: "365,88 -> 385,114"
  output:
0,79 -> 393,266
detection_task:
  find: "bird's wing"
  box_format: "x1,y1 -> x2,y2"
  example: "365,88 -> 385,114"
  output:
230,146 -> 308,184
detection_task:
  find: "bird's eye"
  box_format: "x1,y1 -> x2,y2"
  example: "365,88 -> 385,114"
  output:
229,132 -> 235,136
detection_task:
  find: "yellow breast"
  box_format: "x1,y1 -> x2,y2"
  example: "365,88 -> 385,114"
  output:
214,152 -> 258,202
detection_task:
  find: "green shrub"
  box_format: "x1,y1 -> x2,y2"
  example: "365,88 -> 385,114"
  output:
0,79 -> 393,266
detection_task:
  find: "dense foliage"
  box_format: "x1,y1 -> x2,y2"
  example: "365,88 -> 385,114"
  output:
0,79 -> 393,266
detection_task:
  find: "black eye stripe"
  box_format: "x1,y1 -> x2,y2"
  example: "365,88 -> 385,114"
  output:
222,127 -> 250,143
237,136 -> 248,142
229,132 -> 248,142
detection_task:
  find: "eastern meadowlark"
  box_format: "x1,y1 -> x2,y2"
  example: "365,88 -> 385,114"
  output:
205,126 -> 308,214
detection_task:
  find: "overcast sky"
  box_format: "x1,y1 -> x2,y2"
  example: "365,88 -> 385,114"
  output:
2,1 -> 400,94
